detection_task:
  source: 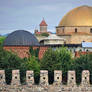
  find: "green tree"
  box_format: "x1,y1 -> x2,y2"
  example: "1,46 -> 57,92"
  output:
29,46 -> 39,58
41,33 -> 49,37
72,54 -> 92,84
24,56 -> 40,84
0,47 -> 25,84
40,47 -> 73,84
0,45 -> 40,84
0,36 -> 5,46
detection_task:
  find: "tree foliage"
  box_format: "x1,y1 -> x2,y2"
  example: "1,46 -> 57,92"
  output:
41,33 -> 49,37
40,47 -> 72,71
72,54 -> 92,84
0,47 -> 25,84
29,46 -> 39,58
40,47 -> 72,84
0,36 -> 5,46
24,56 -> 40,84
1,40 -> 92,85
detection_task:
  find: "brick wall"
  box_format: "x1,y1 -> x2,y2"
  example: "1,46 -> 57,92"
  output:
4,46 -> 48,59
4,46 -> 30,58
39,46 -> 48,59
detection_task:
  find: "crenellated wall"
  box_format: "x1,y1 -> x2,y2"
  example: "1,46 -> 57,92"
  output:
0,70 -> 92,92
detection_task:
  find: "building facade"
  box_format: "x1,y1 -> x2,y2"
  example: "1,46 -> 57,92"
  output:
56,5 -> 92,44
3,5 -> 92,59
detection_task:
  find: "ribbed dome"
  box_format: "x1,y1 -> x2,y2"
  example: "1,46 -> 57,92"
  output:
59,5 -> 92,26
4,30 -> 39,46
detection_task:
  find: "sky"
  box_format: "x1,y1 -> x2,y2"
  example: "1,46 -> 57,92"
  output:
0,0 -> 92,35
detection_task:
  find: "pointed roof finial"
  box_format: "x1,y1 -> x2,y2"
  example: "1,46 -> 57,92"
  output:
39,18 -> 48,26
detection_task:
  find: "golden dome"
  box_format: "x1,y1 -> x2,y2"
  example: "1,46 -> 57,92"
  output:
59,5 -> 92,26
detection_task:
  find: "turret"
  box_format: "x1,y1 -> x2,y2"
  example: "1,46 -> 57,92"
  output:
39,18 -> 48,33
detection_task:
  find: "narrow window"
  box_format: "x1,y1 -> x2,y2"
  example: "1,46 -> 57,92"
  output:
28,76 -> 30,79
75,28 -> 77,33
86,49 -> 89,52
85,77 -> 87,79
0,75 -> 3,79
62,27 -> 64,33
90,28 -> 92,33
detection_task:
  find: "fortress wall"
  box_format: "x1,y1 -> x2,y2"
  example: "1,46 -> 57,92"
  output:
0,70 -> 92,92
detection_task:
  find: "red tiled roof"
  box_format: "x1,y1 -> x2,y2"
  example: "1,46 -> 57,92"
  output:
40,19 -> 48,26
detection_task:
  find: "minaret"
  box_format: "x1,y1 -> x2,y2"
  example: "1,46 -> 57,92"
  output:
39,18 -> 48,33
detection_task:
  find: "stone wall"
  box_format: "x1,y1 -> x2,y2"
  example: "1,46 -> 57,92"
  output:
56,26 -> 92,35
70,34 -> 92,44
56,26 -> 92,44
58,34 -> 92,44
0,70 -> 92,92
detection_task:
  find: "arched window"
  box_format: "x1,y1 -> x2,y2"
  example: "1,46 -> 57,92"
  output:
86,49 -> 89,52
62,27 -> 64,33
75,28 -> 77,33
90,28 -> 92,33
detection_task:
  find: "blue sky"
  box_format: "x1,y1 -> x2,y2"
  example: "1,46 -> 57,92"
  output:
0,0 -> 92,34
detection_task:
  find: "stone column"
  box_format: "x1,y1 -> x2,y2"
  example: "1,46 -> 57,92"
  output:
11,70 -> 20,85
81,70 -> 90,86
40,70 -> 48,86
67,71 -> 76,87
54,70 -> 62,85
26,70 -> 34,86
0,70 -> 5,86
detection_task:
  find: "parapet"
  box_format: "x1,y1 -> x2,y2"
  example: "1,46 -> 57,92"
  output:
0,70 -> 91,86
0,70 -> 5,86
11,70 -> 20,85
67,71 -> 76,87
26,70 -> 34,86
40,70 -> 48,86
81,70 -> 90,86
54,70 -> 62,85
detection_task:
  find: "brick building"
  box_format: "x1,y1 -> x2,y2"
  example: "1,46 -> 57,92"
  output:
3,5 -> 92,59
3,30 -> 48,59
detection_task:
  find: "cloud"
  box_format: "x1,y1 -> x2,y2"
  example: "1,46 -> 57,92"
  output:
0,29 -> 35,35
0,0 -> 92,34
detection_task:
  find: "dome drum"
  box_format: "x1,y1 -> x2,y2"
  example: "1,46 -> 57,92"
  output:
56,6 -> 92,35
56,26 -> 92,35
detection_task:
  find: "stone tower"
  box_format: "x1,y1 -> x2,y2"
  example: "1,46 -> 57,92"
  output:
39,18 -> 48,33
